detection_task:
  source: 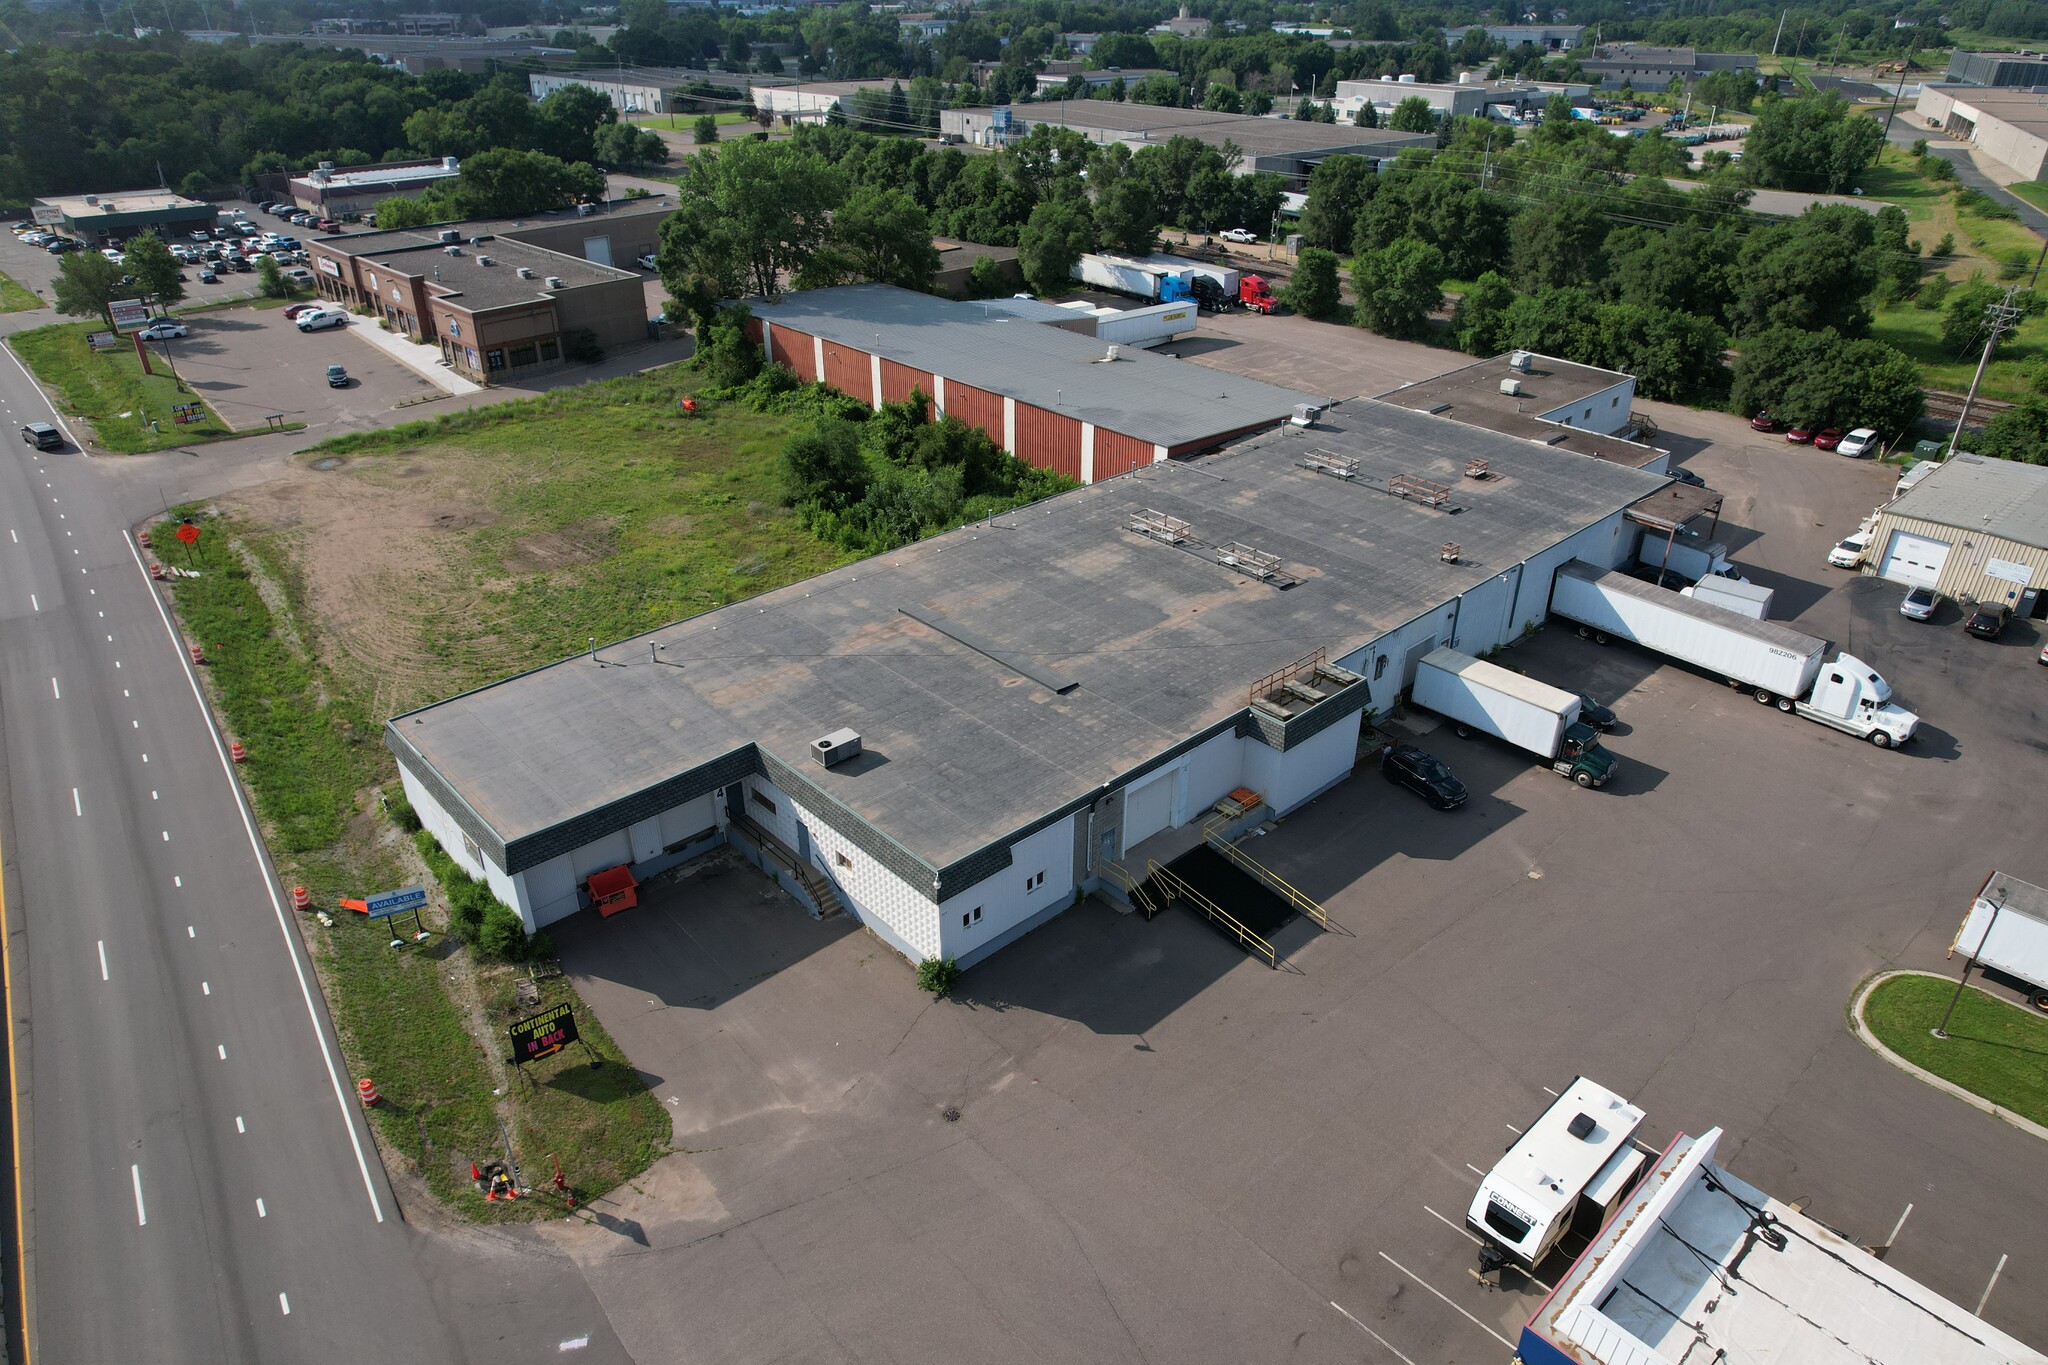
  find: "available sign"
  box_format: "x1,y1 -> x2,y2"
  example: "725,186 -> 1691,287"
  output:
365,884 -> 428,919
508,1002 -> 578,1065
110,298 -> 149,328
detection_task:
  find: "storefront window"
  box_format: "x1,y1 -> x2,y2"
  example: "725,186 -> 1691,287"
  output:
539,338 -> 560,362
486,349 -> 505,371
507,342 -> 538,368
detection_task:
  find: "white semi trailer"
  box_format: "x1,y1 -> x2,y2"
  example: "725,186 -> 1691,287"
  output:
1411,648 -> 1617,788
1949,871 -> 2048,1013
1468,1077 -> 1650,1272
1549,560 -> 1920,748
1684,576 -> 1773,619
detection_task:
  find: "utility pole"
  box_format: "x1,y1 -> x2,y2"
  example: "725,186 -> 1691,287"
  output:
1771,9 -> 1786,56
1882,59 -> 1910,138
1947,286 -> 2025,459
1934,883 -> 2006,1039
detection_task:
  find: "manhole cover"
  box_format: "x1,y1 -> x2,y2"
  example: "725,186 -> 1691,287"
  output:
310,456 -> 344,471
941,1106 -> 961,1123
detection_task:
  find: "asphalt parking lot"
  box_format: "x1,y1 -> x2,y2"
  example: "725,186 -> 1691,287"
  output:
148,308 -> 438,438
545,402 -> 2048,1363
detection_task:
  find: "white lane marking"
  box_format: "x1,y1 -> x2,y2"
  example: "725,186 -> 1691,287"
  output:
256,1198 -> 266,1218
559,1337 -> 590,1352
105,634 -> 112,642
279,1293 -> 290,1316
72,787 -> 81,817
1329,1301 -> 1419,1365
174,877 -> 182,888
1542,1086 -> 1559,1097
236,1116 -> 245,1133
141,752 -> 147,762
28,594 -> 35,611
217,1044 -> 227,1060
1978,1253 -> 2008,1316
1504,1123 -> 1522,1134
161,831 -> 168,841
133,720 -> 138,728
132,1166 -> 147,1226
127,531 -> 387,1226
98,941 -> 109,981
1423,1206 -> 1555,1291
152,791 -> 158,800
1883,1202 -> 1913,1251
50,677 -> 59,699
1466,1164 -> 1486,1178
185,923 -> 192,935
202,982 -> 210,996
1377,1252 -> 1515,1349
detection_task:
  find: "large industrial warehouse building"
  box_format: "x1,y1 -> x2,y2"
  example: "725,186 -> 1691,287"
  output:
744,284 -> 1323,484
390,402 -> 1678,970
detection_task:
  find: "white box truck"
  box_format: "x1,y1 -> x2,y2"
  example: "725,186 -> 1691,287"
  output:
1468,1077 -> 1650,1272
1684,576 -> 1773,619
1949,871 -> 2048,1013
1636,531 -> 1737,583
1411,648 -> 1617,788
1549,560 -> 1920,748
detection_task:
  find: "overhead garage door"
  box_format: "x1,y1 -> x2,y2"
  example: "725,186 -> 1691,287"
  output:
1122,772 -> 1176,853
581,235 -> 613,266
1877,529 -> 1951,587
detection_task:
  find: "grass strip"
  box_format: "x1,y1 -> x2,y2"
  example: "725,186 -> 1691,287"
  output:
153,513 -> 667,1219
0,269 -> 39,312
1862,973 -> 2048,1129
10,320 -> 232,453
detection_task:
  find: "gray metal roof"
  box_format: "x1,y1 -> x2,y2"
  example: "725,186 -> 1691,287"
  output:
1377,351 -> 1632,425
750,284 -> 1323,450
1887,454 -> 2048,552
391,402 -> 1665,876
311,200 -> 673,260
984,102 -> 1436,162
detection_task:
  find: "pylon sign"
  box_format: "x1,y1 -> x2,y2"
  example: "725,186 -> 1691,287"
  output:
508,1003 -> 578,1065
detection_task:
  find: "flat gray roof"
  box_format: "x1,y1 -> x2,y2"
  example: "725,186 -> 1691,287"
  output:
1374,353 -> 1662,467
977,102 -> 1436,161
311,199 -> 673,259
294,161 -> 459,190
391,402 -> 1666,875
1889,453 -> 2048,550
750,283 -> 1322,450
359,237 -> 636,310
1928,85 -> 2048,136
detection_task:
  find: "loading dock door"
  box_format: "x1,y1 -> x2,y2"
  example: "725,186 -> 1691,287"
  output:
1123,772 -> 1175,853
1877,530 -> 1951,587
581,235 -> 613,266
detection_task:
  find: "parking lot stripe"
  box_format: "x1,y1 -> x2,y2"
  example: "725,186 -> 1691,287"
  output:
1377,1252 -> 1515,1349
1328,1301 -> 1420,1365
1423,1206 -> 1555,1291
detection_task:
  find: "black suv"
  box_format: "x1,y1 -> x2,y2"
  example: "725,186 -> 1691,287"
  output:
20,422 -> 62,451
1964,601 -> 2012,640
1382,744 -> 1468,810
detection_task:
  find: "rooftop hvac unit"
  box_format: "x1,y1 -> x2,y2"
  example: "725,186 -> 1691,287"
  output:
317,160 -> 335,171
544,275 -> 565,289
516,266 -> 536,279
1499,377 -> 1522,396
1399,72 -> 1417,82
477,255 -> 494,266
437,229 -> 460,244
84,194 -> 98,206
812,728 -> 862,768
442,156 -> 459,171
1101,344 -> 1122,362
1509,349 -> 1533,372
443,245 -> 461,256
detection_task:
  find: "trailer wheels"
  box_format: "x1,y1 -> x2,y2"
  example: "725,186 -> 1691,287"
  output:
1594,632 -> 1608,645
2030,990 -> 2048,1014
1456,725 -> 1472,739
1776,697 -> 1795,714
1753,689 -> 1773,705
1577,625 -> 1590,639
1867,730 -> 1893,749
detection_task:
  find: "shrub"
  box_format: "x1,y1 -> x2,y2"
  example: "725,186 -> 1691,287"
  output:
916,956 -> 961,994
477,903 -> 551,962
563,328 -> 601,364
1999,249 -> 2032,280
1933,232 -> 1955,258
1915,273 -> 1952,311
384,787 -> 421,832
1910,138 -> 1928,158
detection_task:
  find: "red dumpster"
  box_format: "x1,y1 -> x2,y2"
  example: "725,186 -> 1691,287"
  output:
586,864 -> 638,917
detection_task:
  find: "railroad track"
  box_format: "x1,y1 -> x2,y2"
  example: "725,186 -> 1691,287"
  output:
1923,389 -> 2014,425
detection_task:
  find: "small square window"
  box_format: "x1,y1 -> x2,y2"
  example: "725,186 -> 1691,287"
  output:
972,906 -> 983,923
962,912 -> 971,927
749,789 -> 776,815
1610,395 -> 1619,407
1583,407 -> 1592,419
835,851 -> 852,869
462,833 -> 481,865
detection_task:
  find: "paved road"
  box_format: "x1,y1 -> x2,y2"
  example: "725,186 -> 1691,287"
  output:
0,308 -> 633,1360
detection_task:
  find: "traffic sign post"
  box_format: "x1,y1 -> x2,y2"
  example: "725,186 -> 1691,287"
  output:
366,883 -> 428,940
508,1002 -> 600,1073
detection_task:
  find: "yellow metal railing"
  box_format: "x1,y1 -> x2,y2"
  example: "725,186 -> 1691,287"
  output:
1146,860 -> 1277,969
1102,859 -> 1164,919
1201,816 -> 1332,931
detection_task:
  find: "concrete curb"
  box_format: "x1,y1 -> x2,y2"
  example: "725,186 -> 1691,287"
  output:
1849,969 -> 2048,1144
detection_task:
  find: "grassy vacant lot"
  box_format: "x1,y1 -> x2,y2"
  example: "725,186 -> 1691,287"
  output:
2011,182 -> 2048,213
1871,298 -> 2048,400
0,268 -> 38,312
629,109 -> 751,128
1863,973 -> 2048,1129
9,319 -> 232,453
157,366 -> 853,1218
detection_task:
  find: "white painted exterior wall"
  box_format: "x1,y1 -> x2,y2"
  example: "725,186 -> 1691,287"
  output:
940,814 -> 1076,967
1539,377 -> 1636,435
528,70 -> 672,114
1240,714 -> 1364,814
739,774 -> 939,963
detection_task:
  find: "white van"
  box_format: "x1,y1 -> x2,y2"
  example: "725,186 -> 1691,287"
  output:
1467,1077 -> 1649,1271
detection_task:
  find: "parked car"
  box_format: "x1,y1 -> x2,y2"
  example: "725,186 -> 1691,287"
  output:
1899,585 -> 1938,621
636,253 -> 658,271
1828,531 -> 1871,569
20,422 -> 63,451
136,319 -> 189,340
188,230 -> 210,242
197,268 -> 218,284
295,308 -> 345,332
1814,428 -> 1845,451
20,231 -> 51,245
1835,427 -> 1879,457
44,238 -> 80,253
1576,693 -> 1617,730
281,267 -> 316,288
1667,466 -> 1706,487
1749,411 -> 1781,432
1965,601 -> 2013,639
1220,227 -> 1258,243
100,247 -> 124,262
326,363 -> 349,388
227,256 -> 252,273
1381,744 -> 1468,810
282,302 -> 323,319
1786,425 -> 1813,444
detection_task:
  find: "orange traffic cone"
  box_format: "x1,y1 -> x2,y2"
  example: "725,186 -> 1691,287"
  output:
356,1077 -> 379,1107
291,886 -> 311,911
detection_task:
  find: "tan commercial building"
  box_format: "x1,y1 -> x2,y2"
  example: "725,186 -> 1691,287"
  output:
1913,85 -> 2048,182
306,202 -> 665,383
1868,455 -> 2048,618
288,158 -> 464,218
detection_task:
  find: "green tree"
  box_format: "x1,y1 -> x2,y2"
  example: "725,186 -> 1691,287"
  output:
1351,238 -> 1445,338
1017,199 -> 1093,295
454,148 -> 603,218
695,114 -> 720,144
593,122 -> 668,167
1510,198 -> 1610,292
1726,212 -> 1879,338
1742,92 -> 1884,194
1298,154 -> 1378,252
1281,247 -> 1342,319
782,418 -> 871,511
1941,279 -> 2006,356
536,83 -> 619,163
1975,399 -> 2048,464
1731,326 -> 1923,433
1201,83 -> 1241,113
121,231 -> 184,309
1452,270 -> 1518,355
256,254 -> 289,299
694,304 -> 763,387
1499,286 -> 1604,360
1595,302 -> 1729,403
660,138 -> 844,300
1388,96 -> 1436,134
1092,176 -> 1160,257
52,250 -> 125,329
964,254 -> 1009,299
830,186 -> 940,291
1354,101 -> 1379,128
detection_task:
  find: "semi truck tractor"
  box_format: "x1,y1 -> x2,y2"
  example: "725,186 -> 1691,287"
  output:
1468,1077 -> 1650,1273
1550,560 -> 1920,748
1238,274 -> 1278,313
1411,648 -> 1617,788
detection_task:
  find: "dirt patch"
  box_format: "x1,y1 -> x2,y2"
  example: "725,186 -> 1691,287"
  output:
503,519 -> 615,574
